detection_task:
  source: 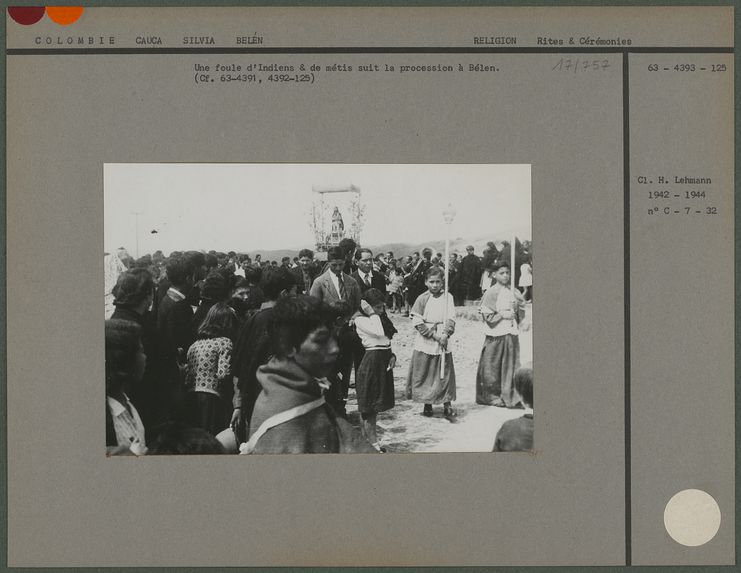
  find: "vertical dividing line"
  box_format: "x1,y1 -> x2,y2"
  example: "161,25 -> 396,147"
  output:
622,50 -> 632,566
1,13 -> 7,571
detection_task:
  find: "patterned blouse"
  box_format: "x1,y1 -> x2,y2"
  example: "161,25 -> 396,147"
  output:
185,337 -> 233,397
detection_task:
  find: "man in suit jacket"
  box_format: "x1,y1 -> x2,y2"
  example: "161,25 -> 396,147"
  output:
309,246 -> 361,416
310,247 -> 362,311
291,248 -> 320,295
351,248 -> 387,296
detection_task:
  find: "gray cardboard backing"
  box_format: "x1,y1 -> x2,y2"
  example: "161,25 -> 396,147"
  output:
5,6 -> 734,567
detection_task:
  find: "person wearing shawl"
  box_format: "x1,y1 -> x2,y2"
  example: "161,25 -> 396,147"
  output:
241,295 -> 375,454
354,288 -> 398,452
476,261 -> 525,408
405,266 -> 457,419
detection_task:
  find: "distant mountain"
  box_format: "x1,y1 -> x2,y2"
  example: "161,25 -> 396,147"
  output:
242,249 -> 302,262
366,232 -> 531,259
238,232 -> 530,262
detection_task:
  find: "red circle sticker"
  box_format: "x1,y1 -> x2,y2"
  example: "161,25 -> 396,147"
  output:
8,6 -> 45,25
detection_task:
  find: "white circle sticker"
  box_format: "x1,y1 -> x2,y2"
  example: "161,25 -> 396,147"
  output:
664,489 -> 721,546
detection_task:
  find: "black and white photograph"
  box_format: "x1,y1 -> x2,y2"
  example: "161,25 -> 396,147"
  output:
7,3 -> 735,567
104,163 -> 532,455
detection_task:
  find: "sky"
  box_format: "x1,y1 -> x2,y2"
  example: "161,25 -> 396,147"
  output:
104,163 -> 531,256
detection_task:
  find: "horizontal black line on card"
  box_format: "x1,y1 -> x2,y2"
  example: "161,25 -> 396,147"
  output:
5,46 -> 735,56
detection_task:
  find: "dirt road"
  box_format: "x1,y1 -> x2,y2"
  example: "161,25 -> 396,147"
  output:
346,302 -> 533,453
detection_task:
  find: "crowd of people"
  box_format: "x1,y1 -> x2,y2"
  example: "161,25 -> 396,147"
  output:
105,238 -> 534,456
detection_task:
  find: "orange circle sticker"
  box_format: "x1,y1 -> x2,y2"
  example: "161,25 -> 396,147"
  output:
46,6 -> 83,25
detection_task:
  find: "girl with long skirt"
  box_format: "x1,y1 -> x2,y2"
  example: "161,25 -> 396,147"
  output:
354,288 -> 397,452
475,261 -> 525,408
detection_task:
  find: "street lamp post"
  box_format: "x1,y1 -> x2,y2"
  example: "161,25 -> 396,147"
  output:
441,203 -> 456,378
